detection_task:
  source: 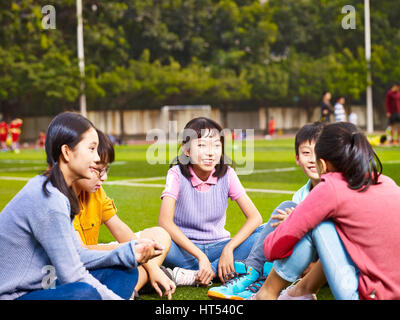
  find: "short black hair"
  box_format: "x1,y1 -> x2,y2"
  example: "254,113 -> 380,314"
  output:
97,129 -> 115,164
295,122 -> 325,155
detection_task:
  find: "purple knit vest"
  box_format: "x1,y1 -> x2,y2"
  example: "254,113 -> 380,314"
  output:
174,165 -> 231,244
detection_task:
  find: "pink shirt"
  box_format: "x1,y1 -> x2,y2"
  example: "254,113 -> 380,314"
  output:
264,172 -> 400,300
161,165 -> 245,201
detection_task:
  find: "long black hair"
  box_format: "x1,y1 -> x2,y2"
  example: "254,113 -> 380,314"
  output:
171,117 -> 229,180
42,112 -> 96,219
315,122 -> 382,191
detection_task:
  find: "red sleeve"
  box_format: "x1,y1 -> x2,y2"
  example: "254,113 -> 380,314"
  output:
263,176 -> 337,261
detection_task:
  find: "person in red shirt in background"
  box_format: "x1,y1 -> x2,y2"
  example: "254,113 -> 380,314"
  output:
9,118 -> 23,153
385,82 -> 400,144
35,130 -> 46,149
268,117 -> 275,136
0,117 -> 8,151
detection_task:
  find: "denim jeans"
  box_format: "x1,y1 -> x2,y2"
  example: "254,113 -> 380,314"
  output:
244,201 -> 296,273
17,267 -> 138,300
272,211 -> 360,300
164,224 -> 266,274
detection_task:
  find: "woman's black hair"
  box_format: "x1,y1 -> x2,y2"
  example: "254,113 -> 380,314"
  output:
42,112 -> 96,220
170,117 -> 229,179
315,122 -> 382,192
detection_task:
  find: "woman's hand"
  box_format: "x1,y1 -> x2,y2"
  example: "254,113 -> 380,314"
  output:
270,207 -> 295,228
218,245 -> 235,283
196,253 -> 215,286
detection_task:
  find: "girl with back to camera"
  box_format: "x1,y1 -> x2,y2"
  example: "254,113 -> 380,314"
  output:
159,117 -> 264,287
252,122 -> 400,300
0,112 -> 161,300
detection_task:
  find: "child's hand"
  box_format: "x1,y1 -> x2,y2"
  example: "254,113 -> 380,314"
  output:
149,267 -> 176,300
270,207 -> 295,228
196,254 -> 215,286
218,246 -> 234,283
133,239 -> 164,264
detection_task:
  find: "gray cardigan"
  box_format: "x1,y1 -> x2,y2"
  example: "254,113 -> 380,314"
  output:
0,175 -> 138,300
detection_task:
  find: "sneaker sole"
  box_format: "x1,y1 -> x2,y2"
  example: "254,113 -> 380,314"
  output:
228,295 -> 245,300
208,291 -> 248,301
207,290 -> 231,300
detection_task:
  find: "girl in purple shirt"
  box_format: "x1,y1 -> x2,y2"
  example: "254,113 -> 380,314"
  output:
159,117 -> 264,286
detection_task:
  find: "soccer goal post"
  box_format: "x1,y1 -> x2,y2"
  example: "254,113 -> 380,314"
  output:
160,105 -> 212,141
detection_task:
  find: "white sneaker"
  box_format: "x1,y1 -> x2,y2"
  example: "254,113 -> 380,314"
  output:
277,279 -> 317,300
170,267 -> 198,286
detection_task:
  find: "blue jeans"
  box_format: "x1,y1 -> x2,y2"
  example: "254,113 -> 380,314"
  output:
272,213 -> 360,300
17,267 -> 138,300
244,201 -> 296,273
164,224 -> 266,274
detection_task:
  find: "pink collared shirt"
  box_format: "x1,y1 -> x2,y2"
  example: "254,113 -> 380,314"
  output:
161,165 -> 245,201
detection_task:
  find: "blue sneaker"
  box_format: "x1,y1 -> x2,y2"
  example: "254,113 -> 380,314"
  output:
231,261 -> 274,300
207,261 -> 260,300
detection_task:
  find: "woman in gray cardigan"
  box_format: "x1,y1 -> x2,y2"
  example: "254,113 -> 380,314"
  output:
0,112 -> 161,300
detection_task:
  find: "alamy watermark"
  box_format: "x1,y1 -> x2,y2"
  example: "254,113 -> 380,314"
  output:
341,5 -> 356,30
41,5 -> 56,29
41,265 -> 57,289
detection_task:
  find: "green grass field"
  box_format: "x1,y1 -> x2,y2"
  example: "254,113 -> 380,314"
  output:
0,137 -> 399,300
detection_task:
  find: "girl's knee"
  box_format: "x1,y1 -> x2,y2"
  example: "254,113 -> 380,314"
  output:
140,226 -> 171,248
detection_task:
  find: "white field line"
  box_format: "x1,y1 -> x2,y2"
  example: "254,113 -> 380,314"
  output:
122,176 -> 166,182
0,176 -> 30,181
1,160 -> 399,195
0,166 -> 45,172
0,160 -> 44,164
0,175 -> 296,195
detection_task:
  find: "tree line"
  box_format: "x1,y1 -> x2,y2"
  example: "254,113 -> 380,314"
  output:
1,0 -> 399,125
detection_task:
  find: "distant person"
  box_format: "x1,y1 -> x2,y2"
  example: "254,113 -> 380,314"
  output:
368,135 -> 387,147
334,97 -> 346,122
268,117 -> 275,136
158,117 -> 264,287
107,132 -> 118,145
35,130 -> 46,149
320,91 -> 333,123
385,82 -> 400,144
0,117 -> 8,151
9,118 -> 23,153
348,110 -> 358,126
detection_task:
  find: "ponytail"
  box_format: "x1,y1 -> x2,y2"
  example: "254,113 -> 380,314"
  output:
343,131 -> 382,191
315,122 -> 382,192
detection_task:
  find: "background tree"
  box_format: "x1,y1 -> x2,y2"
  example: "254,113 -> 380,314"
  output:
0,0 -> 399,130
